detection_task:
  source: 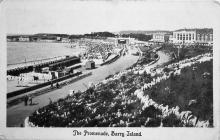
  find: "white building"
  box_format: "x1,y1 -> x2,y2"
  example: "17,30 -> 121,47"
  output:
18,36 -> 30,42
61,38 -> 71,43
168,34 -> 173,43
172,28 -> 213,45
109,37 -> 135,47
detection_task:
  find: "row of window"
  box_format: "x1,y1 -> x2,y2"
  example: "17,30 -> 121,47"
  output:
174,33 -> 213,41
197,34 -> 213,41
175,33 -> 195,41
153,35 -> 164,39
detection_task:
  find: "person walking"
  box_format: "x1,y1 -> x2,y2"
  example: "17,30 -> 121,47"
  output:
51,81 -> 53,88
24,95 -> 28,106
56,82 -> 60,88
29,95 -> 33,105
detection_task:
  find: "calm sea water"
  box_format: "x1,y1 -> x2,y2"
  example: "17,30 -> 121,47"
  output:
7,42 -> 81,65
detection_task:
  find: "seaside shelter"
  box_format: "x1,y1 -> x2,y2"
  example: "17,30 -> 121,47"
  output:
85,60 -> 95,69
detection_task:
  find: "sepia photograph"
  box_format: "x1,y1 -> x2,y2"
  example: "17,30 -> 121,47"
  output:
0,0 -> 220,139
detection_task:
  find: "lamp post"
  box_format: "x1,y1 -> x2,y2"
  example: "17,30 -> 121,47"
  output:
177,45 -> 180,59
192,66 -> 197,80
178,39 -> 185,59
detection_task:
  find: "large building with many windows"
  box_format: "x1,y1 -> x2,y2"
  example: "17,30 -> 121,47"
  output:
172,28 -> 213,45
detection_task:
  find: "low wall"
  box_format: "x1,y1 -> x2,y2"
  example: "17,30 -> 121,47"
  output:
100,55 -> 120,66
146,54 -> 160,67
7,56 -> 80,76
100,48 -> 123,66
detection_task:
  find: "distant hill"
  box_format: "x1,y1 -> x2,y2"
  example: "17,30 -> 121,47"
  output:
121,33 -> 152,42
119,30 -> 172,35
84,32 -> 116,38
7,32 -> 117,40
34,33 -> 69,38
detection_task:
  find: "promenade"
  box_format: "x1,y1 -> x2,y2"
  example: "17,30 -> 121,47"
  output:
7,48 -> 142,126
7,42 -> 170,126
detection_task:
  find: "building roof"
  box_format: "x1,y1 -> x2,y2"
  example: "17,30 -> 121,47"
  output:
153,32 -> 173,36
119,30 -> 171,35
174,28 -> 196,32
86,60 -> 95,64
174,28 -> 213,34
196,28 -> 213,34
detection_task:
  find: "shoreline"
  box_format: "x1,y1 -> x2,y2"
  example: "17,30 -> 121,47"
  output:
7,55 -> 66,66
7,47 -> 124,93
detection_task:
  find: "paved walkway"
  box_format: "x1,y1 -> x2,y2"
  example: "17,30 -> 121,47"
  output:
149,51 -> 171,68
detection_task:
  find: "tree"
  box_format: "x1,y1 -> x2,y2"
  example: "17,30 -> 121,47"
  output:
141,105 -> 162,119
162,113 -> 183,127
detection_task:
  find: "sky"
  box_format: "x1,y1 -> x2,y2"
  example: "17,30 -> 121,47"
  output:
3,0 -> 220,34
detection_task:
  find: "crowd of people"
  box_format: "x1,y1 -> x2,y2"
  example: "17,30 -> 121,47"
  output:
26,51 -> 213,127
7,75 -> 18,81
75,39 -> 116,61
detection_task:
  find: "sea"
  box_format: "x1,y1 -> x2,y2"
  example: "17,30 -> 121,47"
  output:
7,42 -> 82,65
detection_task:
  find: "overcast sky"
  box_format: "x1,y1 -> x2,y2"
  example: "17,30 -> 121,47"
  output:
3,0 -> 219,34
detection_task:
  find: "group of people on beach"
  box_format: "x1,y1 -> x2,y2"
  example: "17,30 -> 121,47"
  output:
82,40 -> 114,60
